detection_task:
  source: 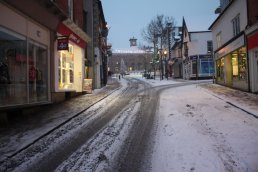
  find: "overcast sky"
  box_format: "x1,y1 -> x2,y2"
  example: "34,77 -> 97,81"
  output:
102,0 -> 219,50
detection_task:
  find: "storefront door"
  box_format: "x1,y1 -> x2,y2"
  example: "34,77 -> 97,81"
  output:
254,49 -> 258,92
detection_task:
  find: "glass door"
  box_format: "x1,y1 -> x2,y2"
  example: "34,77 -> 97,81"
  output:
254,50 -> 258,92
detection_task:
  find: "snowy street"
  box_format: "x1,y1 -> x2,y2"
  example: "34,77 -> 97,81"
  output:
0,75 -> 258,172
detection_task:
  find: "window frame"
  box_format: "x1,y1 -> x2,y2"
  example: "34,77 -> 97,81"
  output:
232,14 -> 240,37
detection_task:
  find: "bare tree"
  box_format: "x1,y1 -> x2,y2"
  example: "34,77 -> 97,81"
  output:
142,14 -> 175,48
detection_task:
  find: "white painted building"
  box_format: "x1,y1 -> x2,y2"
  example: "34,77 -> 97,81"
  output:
209,0 -> 249,91
182,19 -> 214,80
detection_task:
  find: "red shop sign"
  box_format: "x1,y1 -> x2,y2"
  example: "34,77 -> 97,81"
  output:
57,23 -> 86,48
57,37 -> 69,51
248,32 -> 258,50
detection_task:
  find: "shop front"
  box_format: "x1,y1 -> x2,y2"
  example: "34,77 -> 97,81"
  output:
247,26 -> 258,93
183,55 -> 213,80
0,3 -> 50,108
54,22 -> 89,99
215,33 -> 248,91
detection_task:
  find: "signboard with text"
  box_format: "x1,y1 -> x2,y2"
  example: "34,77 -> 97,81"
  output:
57,37 -> 69,51
83,79 -> 93,93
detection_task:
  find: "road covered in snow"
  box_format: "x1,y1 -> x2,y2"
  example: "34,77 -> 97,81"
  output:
0,74 -> 258,172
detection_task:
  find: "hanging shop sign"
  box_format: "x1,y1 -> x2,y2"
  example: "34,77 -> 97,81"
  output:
57,36 -> 69,51
57,23 -> 86,48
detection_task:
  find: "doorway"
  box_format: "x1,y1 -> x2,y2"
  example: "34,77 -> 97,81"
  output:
253,49 -> 258,92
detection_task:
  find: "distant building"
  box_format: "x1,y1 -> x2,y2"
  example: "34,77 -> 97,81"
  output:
108,38 -> 152,75
170,26 -> 183,78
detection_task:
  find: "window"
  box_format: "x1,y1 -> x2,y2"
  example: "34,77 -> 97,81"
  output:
83,10 -> 88,33
28,41 -> 48,102
183,42 -> 188,57
216,58 -> 224,80
216,32 -> 222,48
207,41 -> 213,54
200,59 -> 214,75
231,47 -> 247,81
68,0 -> 74,21
232,54 -> 239,81
232,14 -> 240,36
0,26 -> 49,106
58,45 -> 74,89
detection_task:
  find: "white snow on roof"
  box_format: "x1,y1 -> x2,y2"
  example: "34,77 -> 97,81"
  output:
113,46 -> 146,54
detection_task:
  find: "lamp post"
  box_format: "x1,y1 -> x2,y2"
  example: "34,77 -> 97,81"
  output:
163,49 -> 168,80
158,48 -> 168,80
158,50 -> 163,80
166,22 -> 172,79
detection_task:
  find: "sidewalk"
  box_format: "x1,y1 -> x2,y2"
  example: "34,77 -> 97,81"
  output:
0,77 -> 121,162
200,83 -> 258,118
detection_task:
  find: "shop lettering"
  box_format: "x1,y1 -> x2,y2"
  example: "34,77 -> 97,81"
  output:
70,34 -> 81,44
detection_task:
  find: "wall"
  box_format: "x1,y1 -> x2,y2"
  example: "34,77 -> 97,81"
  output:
247,0 -> 258,26
211,0 -> 247,51
189,32 -> 212,55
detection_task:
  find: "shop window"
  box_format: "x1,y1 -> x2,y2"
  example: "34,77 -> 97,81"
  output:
59,45 -> 74,90
0,27 -> 27,106
231,48 -> 247,81
232,54 -> 239,79
238,53 -> 247,80
200,59 -> 214,75
0,27 -> 48,106
28,41 -> 48,103
217,58 -> 224,80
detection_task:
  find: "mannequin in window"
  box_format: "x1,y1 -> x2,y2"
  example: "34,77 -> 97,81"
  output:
0,53 -> 10,98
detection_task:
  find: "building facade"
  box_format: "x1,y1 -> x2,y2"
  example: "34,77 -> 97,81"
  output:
169,26 -> 183,78
0,0 -> 109,121
209,0 -> 249,91
0,1 -> 66,109
182,19 -> 214,80
53,0 -> 91,101
246,0 -> 258,93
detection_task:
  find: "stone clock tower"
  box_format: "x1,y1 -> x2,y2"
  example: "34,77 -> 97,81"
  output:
129,37 -> 137,47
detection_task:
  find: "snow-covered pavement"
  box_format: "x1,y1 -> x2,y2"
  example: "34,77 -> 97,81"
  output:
151,84 -> 258,172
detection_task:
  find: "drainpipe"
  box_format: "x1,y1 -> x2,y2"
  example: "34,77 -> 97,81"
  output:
245,0 -> 251,92
246,34 -> 251,92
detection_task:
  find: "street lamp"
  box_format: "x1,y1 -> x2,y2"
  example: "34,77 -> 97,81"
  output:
166,22 -> 172,79
163,49 -> 168,79
158,50 -> 163,80
158,48 -> 168,80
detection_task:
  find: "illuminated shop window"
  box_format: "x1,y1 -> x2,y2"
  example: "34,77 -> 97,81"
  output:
231,47 -> 247,81
217,57 -> 224,80
58,45 -> 74,89
232,54 -> 238,78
